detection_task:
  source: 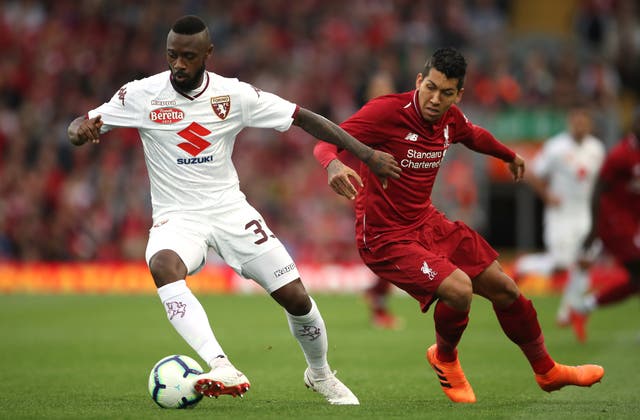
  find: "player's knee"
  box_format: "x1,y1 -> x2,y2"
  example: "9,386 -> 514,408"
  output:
271,279 -> 312,315
285,297 -> 312,316
502,278 -> 521,301
149,250 -> 187,287
437,271 -> 473,311
489,274 -> 521,306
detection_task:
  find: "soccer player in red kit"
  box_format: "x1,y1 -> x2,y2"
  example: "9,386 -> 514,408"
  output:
569,108 -> 640,342
313,47 -> 604,403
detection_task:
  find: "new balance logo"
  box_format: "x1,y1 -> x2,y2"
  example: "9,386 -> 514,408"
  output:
177,122 -> 212,157
405,132 -> 419,142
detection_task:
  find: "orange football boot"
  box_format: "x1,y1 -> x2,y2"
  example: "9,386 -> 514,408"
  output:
535,362 -> 604,392
569,308 -> 589,343
372,310 -> 403,330
426,344 -> 476,403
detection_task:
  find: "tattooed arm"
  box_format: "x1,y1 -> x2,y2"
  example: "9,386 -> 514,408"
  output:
293,107 -> 401,186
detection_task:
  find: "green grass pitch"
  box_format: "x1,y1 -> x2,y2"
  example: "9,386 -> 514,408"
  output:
0,292 -> 638,419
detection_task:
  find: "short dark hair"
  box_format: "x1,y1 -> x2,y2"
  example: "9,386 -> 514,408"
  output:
172,15 -> 207,35
423,47 -> 467,90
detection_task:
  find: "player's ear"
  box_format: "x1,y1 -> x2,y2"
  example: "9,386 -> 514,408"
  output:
415,73 -> 423,89
455,87 -> 464,103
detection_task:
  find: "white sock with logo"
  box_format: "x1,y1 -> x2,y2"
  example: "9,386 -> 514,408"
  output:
557,266 -> 589,322
286,297 -> 331,377
157,280 -> 225,368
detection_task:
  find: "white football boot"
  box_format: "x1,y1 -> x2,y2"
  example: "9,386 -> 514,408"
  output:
303,368 -> 360,405
194,356 -> 250,398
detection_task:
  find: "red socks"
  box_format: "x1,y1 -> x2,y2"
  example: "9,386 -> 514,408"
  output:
434,300 -> 469,362
434,294 -> 556,374
493,294 -> 554,374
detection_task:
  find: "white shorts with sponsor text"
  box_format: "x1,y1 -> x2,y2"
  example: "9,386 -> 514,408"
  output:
145,200 -> 300,293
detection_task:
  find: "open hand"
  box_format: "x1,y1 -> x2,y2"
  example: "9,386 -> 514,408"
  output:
508,153 -> 525,182
326,159 -> 362,200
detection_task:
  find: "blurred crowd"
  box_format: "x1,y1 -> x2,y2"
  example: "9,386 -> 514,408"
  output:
1,0 -> 639,263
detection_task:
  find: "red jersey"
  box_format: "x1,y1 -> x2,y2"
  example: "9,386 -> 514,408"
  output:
314,90 -> 515,250
599,134 -> 640,217
596,134 -> 640,262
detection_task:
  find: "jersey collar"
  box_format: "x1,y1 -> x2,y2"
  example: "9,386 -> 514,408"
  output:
412,89 -> 445,129
412,89 -> 422,120
170,71 -> 210,100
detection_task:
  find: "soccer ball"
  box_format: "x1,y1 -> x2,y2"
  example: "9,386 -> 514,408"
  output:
148,354 -> 205,409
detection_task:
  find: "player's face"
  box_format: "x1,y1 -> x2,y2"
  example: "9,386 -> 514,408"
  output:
568,110 -> 592,141
415,68 -> 463,123
166,30 -> 213,91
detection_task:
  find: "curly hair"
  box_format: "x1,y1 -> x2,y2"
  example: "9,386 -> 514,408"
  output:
423,47 -> 467,90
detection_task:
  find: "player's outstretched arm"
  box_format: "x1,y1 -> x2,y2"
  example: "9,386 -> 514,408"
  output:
68,115 -> 103,146
579,176 -> 607,268
294,107 -> 401,188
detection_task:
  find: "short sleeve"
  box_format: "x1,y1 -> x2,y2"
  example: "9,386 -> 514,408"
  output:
88,80 -> 145,132
450,108 -> 475,143
241,83 -> 297,132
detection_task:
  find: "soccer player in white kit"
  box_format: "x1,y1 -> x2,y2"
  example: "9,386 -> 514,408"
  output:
67,15 -> 401,405
524,106 -> 605,325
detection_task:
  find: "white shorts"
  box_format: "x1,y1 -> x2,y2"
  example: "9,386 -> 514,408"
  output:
145,200 -> 300,293
543,210 -> 590,268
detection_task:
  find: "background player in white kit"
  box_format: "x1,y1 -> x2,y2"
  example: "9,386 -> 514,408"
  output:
522,106 -> 605,325
67,15 -> 401,405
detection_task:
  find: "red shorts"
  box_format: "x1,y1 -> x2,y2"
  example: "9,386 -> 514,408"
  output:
359,211 -> 498,312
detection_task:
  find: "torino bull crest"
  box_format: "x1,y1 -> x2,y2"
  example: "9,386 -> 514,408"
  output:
211,95 -> 230,120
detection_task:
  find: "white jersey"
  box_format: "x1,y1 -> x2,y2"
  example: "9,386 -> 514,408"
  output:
88,70 -> 297,222
533,132 -> 605,217
532,132 -> 605,267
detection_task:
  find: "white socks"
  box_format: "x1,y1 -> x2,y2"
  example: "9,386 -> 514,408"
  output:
158,282 -> 332,376
558,266 -> 590,322
286,297 -> 331,377
581,294 -> 598,314
157,280 -> 225,368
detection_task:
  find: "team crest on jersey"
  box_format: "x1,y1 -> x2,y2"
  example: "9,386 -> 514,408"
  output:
443,125 -> 450,148
211,95 -> 231,120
